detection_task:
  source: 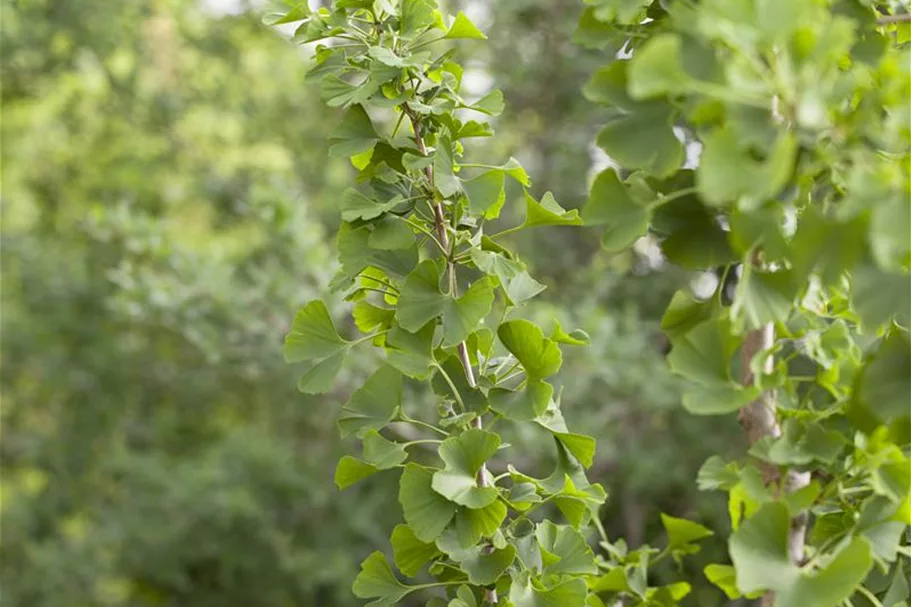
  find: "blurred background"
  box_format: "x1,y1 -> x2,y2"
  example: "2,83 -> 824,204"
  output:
1,1 -> 745,605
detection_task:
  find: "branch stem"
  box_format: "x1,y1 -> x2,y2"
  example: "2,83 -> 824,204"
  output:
406,106 -> 497,605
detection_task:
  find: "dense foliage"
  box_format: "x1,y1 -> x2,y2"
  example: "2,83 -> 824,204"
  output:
271,0 -> 910,606
2,1 -> 737,606
578,1 -> 911,606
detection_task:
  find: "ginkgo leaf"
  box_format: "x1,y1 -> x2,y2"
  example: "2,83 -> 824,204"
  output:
335,456 -> 379,490
498,319 -> 563,379
523,191 -> 583,228
390,524 -> 441,577
338,366 -> 402,438
432,429 -> 501,508
284,300 -> 349,363
352,552 -> 412,604
444,11 -> 487,39
399,464 -> 458,542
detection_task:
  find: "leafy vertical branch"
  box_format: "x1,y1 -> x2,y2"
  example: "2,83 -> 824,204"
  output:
580,1 -> 910,606
267,1 -> 710,606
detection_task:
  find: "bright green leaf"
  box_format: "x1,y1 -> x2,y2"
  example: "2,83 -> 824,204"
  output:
444,11 -> 487,40
432,429 -> 501,508
335,456 -> 380,490
498,319 -> 563,379
660,513 -> 713,551
523,191 -> 583,228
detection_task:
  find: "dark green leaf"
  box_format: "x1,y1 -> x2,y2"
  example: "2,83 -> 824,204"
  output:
400,464 -> 458,543
391,524 -> 442,577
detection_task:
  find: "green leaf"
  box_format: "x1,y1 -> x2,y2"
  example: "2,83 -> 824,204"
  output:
396,260 -> 445,332
552,433 -> 596,468
400,0 -> 437,38
284,300 -> 349,363
582,169 -> 650,251
574,8 -> 619,50
433,133 -> 460,198
391,524 -> 441,577
790,207 -> 865,285
328,104 -> 379,158
353,301 -> 395,334
535,521 -> 598,576
467,90 -> 504,116
297,349 -> 348,394
386,321 -> 437,380
729,502 -> 799,594
462,171 -> 505,218
697,455 -> 741,491
775,538 -> 874,607
629,33 -> 690,98
682,383 -> 761,415
499,158 -> 531,186
335,456 -> 380,490
595,88 -> 683,178
338,366 -> 402,438
698,128 -> 798,207
262,0 -> 310,25
587,0 -> 652,23
396,262 -> 493,347
338,188 -> 402,222
750,420 -> 847,466
666,317 -> 738,385
399,464 -> 458,543
470,248 -> 544,305
444,11 -> 487,40
498,319 -> 563,379
369,216 -> 414,250
729,502 -> 874,606
461,545 -> 516,585
731,266 -> 798,330
550,320 -> 590,346
352,551 -> 411,604
653,196 -> 736,269
855,331 -> 911,422
454,500 -> 508,547
705,565 -> 763,603
337,222 -> 419,279
490,380 -> 553,421
523,191 -> 583,228
852,265 -> 911,329
870,195 -> 911,270
660,513 -> 713,551
442,278 -> 494,347
362,430 -> 408,469
661,291 -> 716,339
508,573 -> 588,607
432,429 -> 501,508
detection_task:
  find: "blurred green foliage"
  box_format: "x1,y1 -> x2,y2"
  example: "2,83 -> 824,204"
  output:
1,1 -> 739,605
